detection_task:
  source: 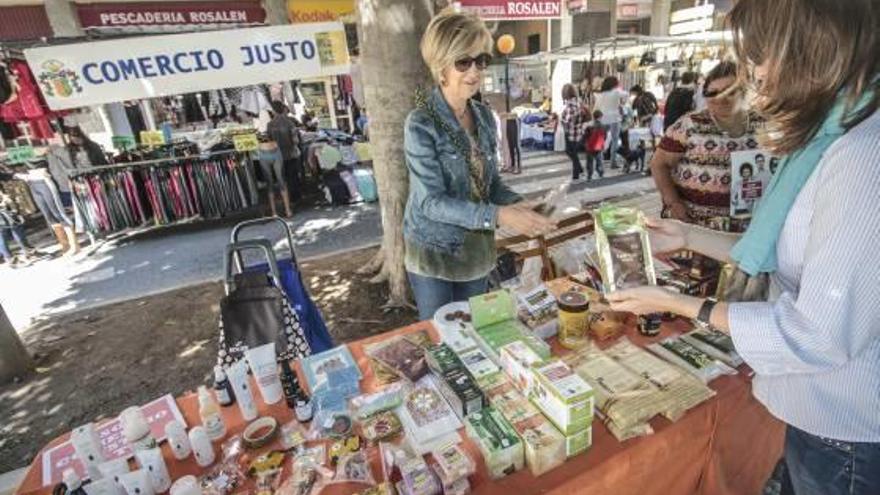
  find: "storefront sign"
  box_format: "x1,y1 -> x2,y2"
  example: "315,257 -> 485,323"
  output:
76,1 -> 266,31
25,23 -> 350,111
139,130 -> 166,147
457,0 -> 563,20
670,4 -> 715,35
40,395 -> 185,487
233,133 -> 259,152
6,145 -> 35,164
111,135 -> 137,151
288,0 -> 355,23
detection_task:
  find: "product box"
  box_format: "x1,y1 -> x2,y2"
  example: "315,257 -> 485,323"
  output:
563,426 -> 592,457
435,368 -> 485,419
517,285 -> 560,340
528,361 -> 595,435
458,348 -> 502,383
469,290 -> 517,329
426,344 -> 463,375
499,341 -> 545,394
464,407 -> 524,480
486,381 -> 541,425
511,413 -> 567,476
474,320 -> 552,360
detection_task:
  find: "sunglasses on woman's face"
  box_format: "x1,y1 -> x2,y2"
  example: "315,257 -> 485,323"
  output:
703,84 -> 740,99
454,53 -> 492,72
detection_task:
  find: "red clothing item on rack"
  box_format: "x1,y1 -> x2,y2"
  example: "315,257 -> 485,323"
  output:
1,60 -> 50,122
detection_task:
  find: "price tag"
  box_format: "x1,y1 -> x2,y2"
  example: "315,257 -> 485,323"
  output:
233,133 -> 259,152
7,146 -> 35,164
111,135 -> 137,151
139,130 -> 166,147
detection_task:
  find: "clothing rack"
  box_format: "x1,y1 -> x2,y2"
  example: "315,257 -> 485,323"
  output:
69,150 -> 258,235
70,149 -> 239,176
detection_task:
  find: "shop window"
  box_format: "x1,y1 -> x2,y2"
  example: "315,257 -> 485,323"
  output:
527,34 -> 541,55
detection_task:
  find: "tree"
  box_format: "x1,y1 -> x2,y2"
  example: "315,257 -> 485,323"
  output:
355,0 -> 439,307
0,304 -> 32,384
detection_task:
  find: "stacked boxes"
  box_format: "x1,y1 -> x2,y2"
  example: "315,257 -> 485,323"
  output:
426,344 -> 486,419
464,407 -> 524,479
528,360 -> 594,456
498,341 -> 545,394
468,291 -> 552,362
481,374 -> 566,476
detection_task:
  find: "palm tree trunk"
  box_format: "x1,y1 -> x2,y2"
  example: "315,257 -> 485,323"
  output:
356,0 -> 434,308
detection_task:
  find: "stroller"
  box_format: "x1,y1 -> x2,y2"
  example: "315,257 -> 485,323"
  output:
217,217 -> 334,366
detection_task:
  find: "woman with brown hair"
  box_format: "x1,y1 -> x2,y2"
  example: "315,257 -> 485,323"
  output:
606,1 -> 880,493
650,60 -> 763,232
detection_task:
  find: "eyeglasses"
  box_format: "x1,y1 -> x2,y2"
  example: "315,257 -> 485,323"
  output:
703,84 -> 740,99
454,53 -> 492,72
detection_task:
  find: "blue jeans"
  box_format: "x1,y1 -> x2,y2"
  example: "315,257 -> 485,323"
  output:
0,226 -> 29,262
408,272 -> 488,321
586,151 -> 604,179
606,121 -> 621,166
782,426 -> 880,495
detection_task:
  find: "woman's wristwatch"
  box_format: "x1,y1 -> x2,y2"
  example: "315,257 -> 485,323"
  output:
696,298 -> 717,326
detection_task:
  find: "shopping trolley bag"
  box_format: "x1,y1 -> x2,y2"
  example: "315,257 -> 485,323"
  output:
217,239 -> 312,366
231,217 -> 334,353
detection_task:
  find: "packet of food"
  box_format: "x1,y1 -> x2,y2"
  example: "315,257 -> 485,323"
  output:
592,205 -> 656,293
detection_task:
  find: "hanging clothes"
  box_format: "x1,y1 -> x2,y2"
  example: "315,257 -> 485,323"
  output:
69,153 -> 257,235
238,86 -> 270,117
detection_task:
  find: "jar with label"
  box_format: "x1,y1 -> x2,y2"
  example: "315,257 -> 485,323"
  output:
556,291 -> 590,349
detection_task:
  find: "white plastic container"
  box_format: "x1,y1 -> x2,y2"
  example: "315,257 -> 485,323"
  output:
244,343 -> 283,405
71,423 -> 106,481
226,360 -> 257,420
163,421 -> 191,460
188,426 -> 216,467
135,448 -> 171,493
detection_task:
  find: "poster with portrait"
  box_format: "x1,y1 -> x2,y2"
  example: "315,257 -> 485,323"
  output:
730,150 -> 777,216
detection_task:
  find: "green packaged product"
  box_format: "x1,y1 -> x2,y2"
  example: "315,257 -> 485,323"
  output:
464,407 -> 524,479
528,360 -> 594,435
469,290 -> 517,329
593,205 -> 657,293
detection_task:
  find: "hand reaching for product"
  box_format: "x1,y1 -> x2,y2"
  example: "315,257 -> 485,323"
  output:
498,205 -> 556,237
646,217 -> 688,254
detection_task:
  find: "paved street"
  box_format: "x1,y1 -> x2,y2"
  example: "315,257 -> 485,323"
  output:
0,149 -> 661,332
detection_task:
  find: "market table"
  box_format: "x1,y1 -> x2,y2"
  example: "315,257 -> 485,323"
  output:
15,316 -> 784,495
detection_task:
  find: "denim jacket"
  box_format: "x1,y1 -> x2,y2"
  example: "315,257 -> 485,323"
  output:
403,87 -> 522,255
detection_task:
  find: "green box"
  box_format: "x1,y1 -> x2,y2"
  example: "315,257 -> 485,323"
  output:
459,348 -> 501,382
529,360 -> 595,435
564,426 -> 592,457
464,407 -> 524,479
469,290 -> 517,329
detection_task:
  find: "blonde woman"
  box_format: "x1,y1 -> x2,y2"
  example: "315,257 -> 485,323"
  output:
404,9 -> 554,319
608,1 -> 879,493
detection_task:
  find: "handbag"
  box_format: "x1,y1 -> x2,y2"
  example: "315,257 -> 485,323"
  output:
217,240 -> 312,367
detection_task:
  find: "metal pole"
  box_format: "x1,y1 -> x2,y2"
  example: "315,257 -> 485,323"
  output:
505,56 -> 511,112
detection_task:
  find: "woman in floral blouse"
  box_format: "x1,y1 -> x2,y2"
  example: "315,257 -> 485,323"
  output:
650,61 -> 763,233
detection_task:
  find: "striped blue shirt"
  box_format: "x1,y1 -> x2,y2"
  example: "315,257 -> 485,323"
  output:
729,110 -> 880,443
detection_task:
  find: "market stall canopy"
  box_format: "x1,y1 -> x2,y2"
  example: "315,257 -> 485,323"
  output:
22,23 -> 351,111
511,32 -> 733,63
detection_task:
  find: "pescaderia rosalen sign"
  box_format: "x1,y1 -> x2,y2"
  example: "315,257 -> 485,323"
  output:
24,23 -> 350,111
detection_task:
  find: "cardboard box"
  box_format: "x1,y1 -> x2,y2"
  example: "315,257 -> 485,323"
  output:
464,407 -> 524,480
511,413 -> 567,476
564,426 -> 592,457
499,341 -> 545,394
529,361 -> 595,435
459,348 -> 502,382
469,290 -> 518,329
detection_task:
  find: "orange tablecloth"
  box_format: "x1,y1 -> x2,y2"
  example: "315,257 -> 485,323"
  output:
16,321 -> 784,495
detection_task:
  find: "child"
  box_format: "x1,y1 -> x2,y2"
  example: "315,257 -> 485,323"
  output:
584,110 -> 607,180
